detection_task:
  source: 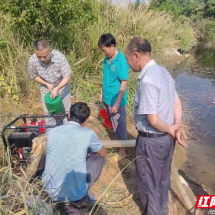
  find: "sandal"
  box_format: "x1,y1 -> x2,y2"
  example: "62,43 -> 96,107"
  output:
110,153 -> 126,163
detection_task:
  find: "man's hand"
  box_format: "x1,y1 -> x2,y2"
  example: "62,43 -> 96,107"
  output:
99,91 -> 103,103
50,88 -> 59,99
111,102 -> 120,114
168,124 -> 181,138
46,83 -> 54,92
176,126 -> 188,147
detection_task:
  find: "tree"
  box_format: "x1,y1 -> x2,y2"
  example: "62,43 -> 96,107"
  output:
205,0 -> 215,17
151,0 -> 205,18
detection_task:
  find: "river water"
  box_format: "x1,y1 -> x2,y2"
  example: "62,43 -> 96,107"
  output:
171,51 -> 215,193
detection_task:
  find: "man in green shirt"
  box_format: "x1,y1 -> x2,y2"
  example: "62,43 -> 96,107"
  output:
98,34 -> 129,162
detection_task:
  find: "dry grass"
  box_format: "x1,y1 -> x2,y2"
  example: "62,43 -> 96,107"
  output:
0,151 -> 191,215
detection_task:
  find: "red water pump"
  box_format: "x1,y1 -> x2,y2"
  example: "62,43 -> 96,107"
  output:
8,119 -> 46,162
1,115 -> 66,166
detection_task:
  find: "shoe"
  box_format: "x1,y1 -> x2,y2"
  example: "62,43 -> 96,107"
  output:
59,204 -> 81,215
110,153 -> 126,163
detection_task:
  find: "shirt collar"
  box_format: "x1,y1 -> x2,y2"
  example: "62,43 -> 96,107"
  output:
138,60 -> 156,80
68,121 -> 81,126
105,49 -> 121,65
50,52 -> 55,63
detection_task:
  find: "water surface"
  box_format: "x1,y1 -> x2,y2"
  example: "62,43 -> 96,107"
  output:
172,54 -> 215,192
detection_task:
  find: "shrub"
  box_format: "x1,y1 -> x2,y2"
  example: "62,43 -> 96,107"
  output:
0,0 -> 98,51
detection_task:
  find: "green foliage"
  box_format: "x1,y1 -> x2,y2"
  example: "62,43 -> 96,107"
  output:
151,0 -> 215,47
151,0 -> 201,18
0,0 -> 98,51
205,0 -> 215,17
195,46 -> 215,67
135,0 -> 142,9
205,20 -> 215,43
151,0 -> 215,19
175,21 -> 196,51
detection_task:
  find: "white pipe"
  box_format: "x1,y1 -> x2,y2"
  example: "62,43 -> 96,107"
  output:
101,139 -> 136,148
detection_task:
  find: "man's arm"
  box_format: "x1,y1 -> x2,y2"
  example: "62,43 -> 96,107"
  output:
174,97 -> 182,124
112,80 -> 127,114
147,96 -> 182,138
90,131 -> 107,157
34,76 -> 54,92
51,75 -> 71,99
96,146 -> 107,157
147,115 -> 180,138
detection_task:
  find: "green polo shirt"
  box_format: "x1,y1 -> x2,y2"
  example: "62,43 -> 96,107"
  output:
102,49 -> 129,106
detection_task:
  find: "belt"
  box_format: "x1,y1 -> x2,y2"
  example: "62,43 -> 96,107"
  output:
138,131 -> 167,138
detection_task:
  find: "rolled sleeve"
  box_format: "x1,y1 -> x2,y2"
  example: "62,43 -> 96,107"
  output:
89,131 -> 102,153
138,82 -> 159,115
59,54 -> 72,78
117,57 -> 129,81
28,60 -> 37,80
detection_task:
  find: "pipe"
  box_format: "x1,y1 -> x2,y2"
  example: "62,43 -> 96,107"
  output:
101,139 -> 136,148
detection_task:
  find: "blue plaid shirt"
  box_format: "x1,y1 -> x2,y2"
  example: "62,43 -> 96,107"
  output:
42,121 -> 102,201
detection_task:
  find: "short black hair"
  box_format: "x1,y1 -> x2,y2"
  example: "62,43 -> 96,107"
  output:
126,37 -> 151,54
98,34 -> 116,48
69,102 -> 90,124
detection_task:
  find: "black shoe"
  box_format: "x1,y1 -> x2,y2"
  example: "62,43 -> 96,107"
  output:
58,204 -> 81,215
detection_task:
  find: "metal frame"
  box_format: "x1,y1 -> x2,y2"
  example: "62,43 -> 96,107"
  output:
1,114 -> 66,150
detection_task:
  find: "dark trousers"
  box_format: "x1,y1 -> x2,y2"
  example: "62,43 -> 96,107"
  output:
104,103 -> 127,140
86,153 -> 105,190
135,134 -> 175,215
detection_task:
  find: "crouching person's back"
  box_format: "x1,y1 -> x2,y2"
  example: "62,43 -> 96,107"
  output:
42,102 -> 107,214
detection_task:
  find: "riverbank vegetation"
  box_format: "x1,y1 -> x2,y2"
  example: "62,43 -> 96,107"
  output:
151,0 -> 215,48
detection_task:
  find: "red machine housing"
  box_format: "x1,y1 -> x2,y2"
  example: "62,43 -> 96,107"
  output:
23,119 -> 46,133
